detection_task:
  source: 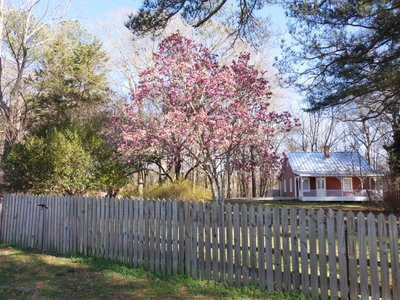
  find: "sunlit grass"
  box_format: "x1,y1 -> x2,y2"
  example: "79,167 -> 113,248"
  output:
0,243 -> 305,299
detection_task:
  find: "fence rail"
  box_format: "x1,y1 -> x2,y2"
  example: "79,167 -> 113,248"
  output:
0,194 -> 399,299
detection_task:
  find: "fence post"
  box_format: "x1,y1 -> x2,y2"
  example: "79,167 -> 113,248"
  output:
38,202 -> 48,253
0,196 -> 3,241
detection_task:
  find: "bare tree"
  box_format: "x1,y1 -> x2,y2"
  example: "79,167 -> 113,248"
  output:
0,0 -> 70,157
286,107 -> 344,152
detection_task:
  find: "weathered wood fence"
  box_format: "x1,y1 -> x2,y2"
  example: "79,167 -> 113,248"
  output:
0,194 -> 399,299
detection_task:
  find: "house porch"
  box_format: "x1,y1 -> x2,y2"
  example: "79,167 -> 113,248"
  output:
296,176 -> 382,201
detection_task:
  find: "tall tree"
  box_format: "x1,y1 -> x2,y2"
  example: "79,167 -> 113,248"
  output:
109,33 -> 297,201
32,20 -> 110,128
125,0 -> 270,46
278,0 -> 400,175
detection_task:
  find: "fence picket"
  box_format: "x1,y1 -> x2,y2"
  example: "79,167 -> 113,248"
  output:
109,197 -> 115,261
282,208 -> 291,292
178,201 -> 185,274
233,204 -> 241,287
198,202 -> 204,279
133,199 -> 139,267
358,212 -> 368,299
290,208 -> 300,292
20,196 -> 27,247
367,213 -> 379,300
123,198 -> 129,264
185,201 -> 191,276
118,198 -> 124,262
149,200 -> 155,272
22,196 -> 29,247
389,214 -> 400,299
161,200 -> 166,275
327,209 -> 338,300
273,208 -> 282,291
226,203 -> 233,286
212,202 -> 218,281
15,196 -> 22,246
94,197 -> 99,256
249,205 -> 257,287
317,209 -> 328,299
155,200 -> 161,273
219,202 -> 226,283
299,208 -> 309,297
265,207 -> 274,291
346,212 -> 358,300
83,196 -> 88,256
104,197 -> 110,260
377,214 -> 390,300
309,209 -> 319,300
241,204 -> 249,285
0,194 -> 8,242
191,202 -> 197,279
72,197 -> 77,254
166,200 -> 172,275
257,205 -> 265,290
27,195 -> 35,249
204,203 -> 211,280
172,200 -> 178,275
0,197 -> 2,239
11,194 -> 17,244
337,210 -> 348,300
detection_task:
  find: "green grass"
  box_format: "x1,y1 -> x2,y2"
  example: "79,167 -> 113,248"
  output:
0,243 -> 305,299
226,200 -> 384,213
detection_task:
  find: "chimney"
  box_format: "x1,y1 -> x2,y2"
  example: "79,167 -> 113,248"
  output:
324,145 -> 330,159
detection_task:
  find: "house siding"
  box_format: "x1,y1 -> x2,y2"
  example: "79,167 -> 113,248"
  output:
281,159 -> 296,197
326,177 -> 341,189
353,177 -> 362,190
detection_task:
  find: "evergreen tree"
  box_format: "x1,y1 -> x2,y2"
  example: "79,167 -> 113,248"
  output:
32,20 -> 110,128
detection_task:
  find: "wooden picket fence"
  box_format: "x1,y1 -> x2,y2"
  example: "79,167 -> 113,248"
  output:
0,194 -> 399,299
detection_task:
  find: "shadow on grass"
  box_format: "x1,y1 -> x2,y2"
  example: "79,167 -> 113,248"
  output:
0,243 -> 306,299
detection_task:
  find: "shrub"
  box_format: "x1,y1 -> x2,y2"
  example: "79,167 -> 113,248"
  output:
118,183 -> 142,198
383,176 -> 400,214
3,125 -> 129,196
120,180 -> 211,201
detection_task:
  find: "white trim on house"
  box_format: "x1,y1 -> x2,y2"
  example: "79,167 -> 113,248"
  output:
289,178 -> 293,193
316,177 -> 326,197
283,179 -> 287,193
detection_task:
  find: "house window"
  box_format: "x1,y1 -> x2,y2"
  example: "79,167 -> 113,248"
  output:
302,178 -> 310,191
343,178 -> 353,191
289,179 -> 293,193
284,179 -> 287,193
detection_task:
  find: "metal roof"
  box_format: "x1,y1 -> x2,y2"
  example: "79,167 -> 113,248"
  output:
286,152 -> 382,177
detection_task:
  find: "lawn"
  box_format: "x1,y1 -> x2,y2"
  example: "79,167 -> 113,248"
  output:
226,199 -> 385,214
0,244 -> 305,299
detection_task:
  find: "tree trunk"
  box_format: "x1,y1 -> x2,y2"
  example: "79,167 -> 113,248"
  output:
138,171 -> 144,196
174,156 -> 181,180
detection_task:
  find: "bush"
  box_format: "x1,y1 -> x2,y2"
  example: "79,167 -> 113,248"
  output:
120,180 -> 211,201
3,125 -> 129,196
383,176 -> 400,213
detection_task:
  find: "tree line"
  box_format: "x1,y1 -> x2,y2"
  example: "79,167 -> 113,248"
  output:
0,0 -> 398,201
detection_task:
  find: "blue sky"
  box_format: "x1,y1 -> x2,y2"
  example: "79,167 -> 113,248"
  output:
66,0 -> 289,41
67,0 -> 140,21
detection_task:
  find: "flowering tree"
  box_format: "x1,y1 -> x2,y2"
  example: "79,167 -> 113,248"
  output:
110,33 -> 298,201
